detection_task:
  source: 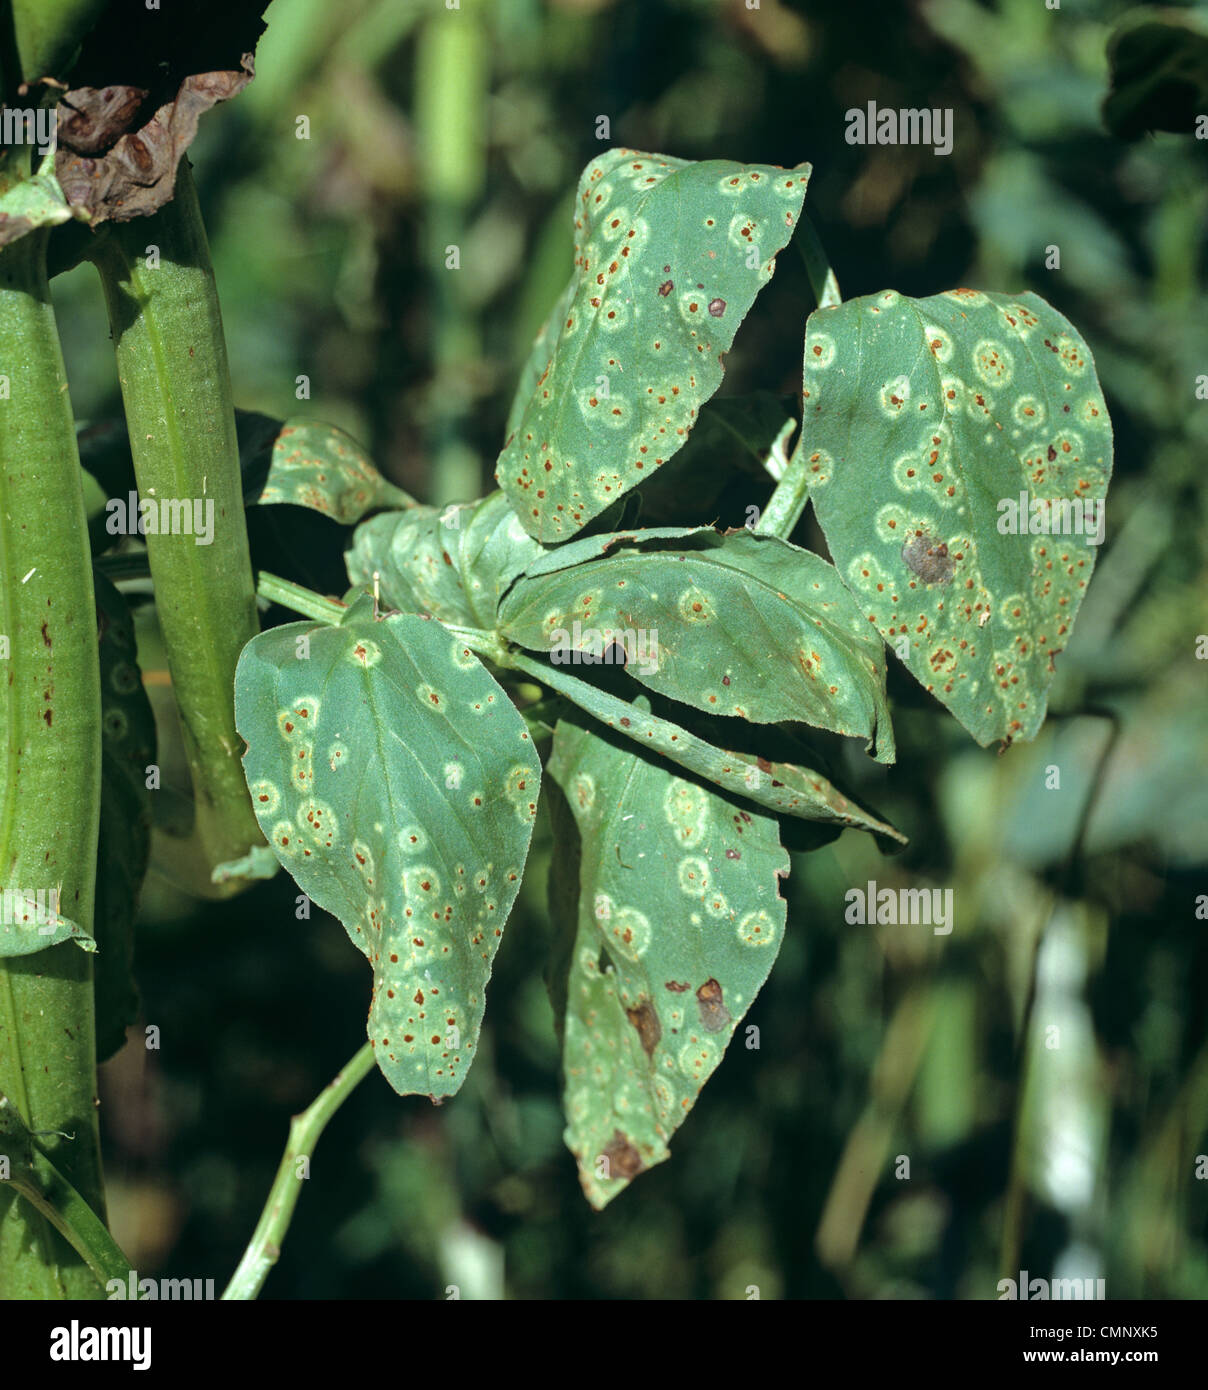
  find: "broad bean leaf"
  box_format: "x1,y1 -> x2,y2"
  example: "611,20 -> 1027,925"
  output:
93,574 -> 154,1060
801,288 -> 1112,747
249,418 -> 412,523
0,907 -> 94,956
524,651 -> 906,847
78,411 -> 402,555
233,593 -> 540,1098
347,490 -> 546,629
500,529 -> 895,761
547,715 -> 789,1208
0,151 -> 79,249
497,148 -> 810,541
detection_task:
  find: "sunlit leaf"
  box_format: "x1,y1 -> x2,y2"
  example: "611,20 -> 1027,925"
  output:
501,529 -> 895,761
0,150 -> 79,249
498,148 -> 810,541
801,288 -> 1112,746
547,713 -> 788,1207
347,490 -> 546,628
233,593 -> 540,1098
522,651 -> 906,847
0,907 -> 94,957
248,418 -> 412,523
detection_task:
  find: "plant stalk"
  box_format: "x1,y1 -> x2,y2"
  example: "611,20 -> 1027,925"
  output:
753,432 -> 814,540
795,212 -> 842,310
0,223 -> 106,1299
7,0 -> 109,89
256,571 -> 348,626
90,160 -> 266,897
223,1042 -> 376,1300
0,1096 -> 133,1289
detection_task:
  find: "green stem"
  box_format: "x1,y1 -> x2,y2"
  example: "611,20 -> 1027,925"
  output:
89,160 -> 266,897
753,432 -> 812,540
795,213 -> 842,310
256,571 -> 347,625
0,224 -> 106,1299
6,0 -> 109,92
998,710 -> 1120,1278
756,218 -> 842,541
416,9 -> 488,507
0,1096 -> 132,1289
222,1043 -> 377,1300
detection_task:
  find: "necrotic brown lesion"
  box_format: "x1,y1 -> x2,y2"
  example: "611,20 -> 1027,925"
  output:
901,532 -> 956,585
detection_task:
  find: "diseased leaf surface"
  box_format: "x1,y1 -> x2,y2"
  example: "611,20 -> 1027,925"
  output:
249,419 -> 411,523
801,288 -> 1112,746
498,148 -> 810,541
233,594 -> 540,1097
347,490 -> 546,629
501,529 -> 895,761
548,715 -> 789,1208
527,653 -> 906,846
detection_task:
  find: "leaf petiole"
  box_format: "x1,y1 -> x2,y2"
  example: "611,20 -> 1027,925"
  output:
256,571 -> 348,625
794,212 -> 843,310
222,1044 -> 377,1300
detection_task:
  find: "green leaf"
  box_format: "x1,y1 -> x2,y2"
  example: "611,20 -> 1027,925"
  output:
78,410 -> 398,557
504,647 -> 906,847
500,528 -> 895,761
0,907 -> 95,956
0,151 -> 80,249
233,594 -> 540,1098
547,713 -> 789,1208
93,575 -> 154,1060
800,288 -> 1112,747
248,418 -> 413,523
497,149 -> 810,541
347,490 -> 546,629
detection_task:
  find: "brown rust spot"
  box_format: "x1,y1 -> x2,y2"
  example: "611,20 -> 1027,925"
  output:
696,978 -> 732,1033
625,998 -> 662,1059
602,1130 -> 644,1180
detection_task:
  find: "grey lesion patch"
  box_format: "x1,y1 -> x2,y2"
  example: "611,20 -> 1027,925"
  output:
901,531 -> 956,585
696,978 -> 732,1033
625,998 -> 662,1058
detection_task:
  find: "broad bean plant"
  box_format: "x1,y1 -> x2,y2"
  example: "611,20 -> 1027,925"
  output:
0,13 -> 1111,1296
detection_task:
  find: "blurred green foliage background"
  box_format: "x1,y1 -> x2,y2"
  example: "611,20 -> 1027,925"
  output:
49,0 -> 1208,1298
